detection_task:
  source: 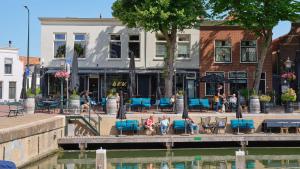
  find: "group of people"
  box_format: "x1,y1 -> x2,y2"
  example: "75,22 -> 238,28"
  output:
214,84 -> 238,113
144,115 -> 198,135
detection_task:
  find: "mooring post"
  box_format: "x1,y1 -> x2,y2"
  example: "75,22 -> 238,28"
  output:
96,148 -> 107,169
240,141 -> 248,151
235,149 -> 246,169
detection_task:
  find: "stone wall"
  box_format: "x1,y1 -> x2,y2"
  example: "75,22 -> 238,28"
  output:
0,116 -> 65,167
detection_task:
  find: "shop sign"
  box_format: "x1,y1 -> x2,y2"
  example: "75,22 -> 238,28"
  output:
112,81 -> 127,87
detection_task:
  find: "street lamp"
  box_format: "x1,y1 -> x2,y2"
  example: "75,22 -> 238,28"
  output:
284,57 -> 292,70
24,5 -> 30,89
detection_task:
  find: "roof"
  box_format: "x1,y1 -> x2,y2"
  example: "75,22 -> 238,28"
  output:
19,56 -> 40,66
200,20 -> 239,27
39,17 -> 120,23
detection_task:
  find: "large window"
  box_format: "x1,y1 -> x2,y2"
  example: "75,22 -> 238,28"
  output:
177,34 -> 190,58
54,33 -> 66,58
0,82 -> 2,99
128,35 -> 140,58
229,72 -> 247,95
205,72 -> 225,96
4,58 -> 12,74
241,40 -> 257,62
9,82 -> 16,99
109,34 -> 121,58
156,33 -> 167,58
215,40 -> 231,63
259,73 -> 266,94
74,34 -> 86,58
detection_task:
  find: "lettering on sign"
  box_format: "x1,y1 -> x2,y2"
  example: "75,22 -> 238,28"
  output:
112,81 -> 127,87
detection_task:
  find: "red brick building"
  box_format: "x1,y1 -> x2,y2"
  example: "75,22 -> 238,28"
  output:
199,21 -> 272,97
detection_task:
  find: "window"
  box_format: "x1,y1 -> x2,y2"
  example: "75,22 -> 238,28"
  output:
54,33 -> 66,58
4,58 -> 12,74
215,40 -> 231,63
156,33 -> 167,58
0,82 -> 2,99
229,72 -> 247,95
205,72 -> 225,96
74,34 -> 86,58
177,34 -> 190,58
128,35 -> 140,58
259,73 -> 266,94
9,82 -> 16,99
241,40 -> 257,62
109,34 -> 121,58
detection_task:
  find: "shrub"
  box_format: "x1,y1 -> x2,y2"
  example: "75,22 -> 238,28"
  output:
70,90 -> 80,100
281,88 -> 297,102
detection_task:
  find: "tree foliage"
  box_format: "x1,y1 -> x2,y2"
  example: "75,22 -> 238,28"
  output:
112,0 -> 205,96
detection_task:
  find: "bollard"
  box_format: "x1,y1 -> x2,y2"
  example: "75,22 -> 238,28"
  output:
235,150 -> 246,169
96,148 -> 107,169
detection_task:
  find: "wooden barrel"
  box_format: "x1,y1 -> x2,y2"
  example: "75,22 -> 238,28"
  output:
249,96 -> 260,114
175,96 -> 184,114
25,98 -> 35,114
70,99 -> 80,114
106,97 -> 117,114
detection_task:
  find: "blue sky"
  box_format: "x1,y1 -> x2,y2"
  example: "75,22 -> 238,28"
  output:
0,0 -> 292,57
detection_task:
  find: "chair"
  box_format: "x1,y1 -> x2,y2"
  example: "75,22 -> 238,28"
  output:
130,98 -> 143,111
49,101 -> 60,113
157,117 -> 171,134
35,100 -> 46,113
200,117 -> 213,133
7,101 -> 24,117
199,98 -> 210,110
141,98 -> 151,110
141,118 -> 155,135
159,98 -> 173,111
214,117 -> 227,134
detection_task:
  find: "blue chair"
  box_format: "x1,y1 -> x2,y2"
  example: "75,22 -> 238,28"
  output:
199,99 -> 210,109
173,120 -> 198,134
173,162 -> 185,169
115,120 -> 140,134
116,163 -> 138,169
141,98 -> 151,109
159,98 -> 173,111
35,101 -> 46,112
188,99 -> 201,110
231,119 -> 255,133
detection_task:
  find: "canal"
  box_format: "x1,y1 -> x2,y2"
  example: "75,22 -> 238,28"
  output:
20,148 -> 300,169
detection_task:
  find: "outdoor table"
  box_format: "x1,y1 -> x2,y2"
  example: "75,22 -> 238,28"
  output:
262,119 -> 300,133
42,100 -> 56,113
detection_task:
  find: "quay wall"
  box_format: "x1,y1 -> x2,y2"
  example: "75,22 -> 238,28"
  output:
99,113 -> 300,135
0,116 -> 65,167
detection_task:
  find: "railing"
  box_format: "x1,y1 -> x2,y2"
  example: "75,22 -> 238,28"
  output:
65,115 -> 101,136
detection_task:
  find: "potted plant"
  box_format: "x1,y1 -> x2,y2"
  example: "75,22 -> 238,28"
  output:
259,95 -> 271,113
281,88 -> 297,113
69,90 -> 80,112
24,88 -> 36,114
175,90 -> 184,114
106,88 -> 118,114
249,90 -> 260,114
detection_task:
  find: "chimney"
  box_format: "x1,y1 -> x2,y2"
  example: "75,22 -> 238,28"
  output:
8,40 -> 12,47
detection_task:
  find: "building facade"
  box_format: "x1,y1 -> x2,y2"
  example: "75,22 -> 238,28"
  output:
40,18 -> 200,100
199,21 -> 273,97
0,48 -> 23,101
19,56 -> 41,89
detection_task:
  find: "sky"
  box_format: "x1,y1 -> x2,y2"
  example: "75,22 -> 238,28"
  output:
0,0 -> 292,57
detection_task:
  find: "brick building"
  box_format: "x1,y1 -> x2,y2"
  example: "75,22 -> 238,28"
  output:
199,21 -> 273,97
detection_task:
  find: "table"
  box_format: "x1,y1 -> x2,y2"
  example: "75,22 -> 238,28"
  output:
42,100 -> 56,113
262,119 -> 300,133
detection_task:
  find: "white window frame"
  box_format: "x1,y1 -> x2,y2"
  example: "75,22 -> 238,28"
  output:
177,34 -> 191,60
214,40 -> 232,63
128,34 -> 141,60
108,34 -> 122,60
8,81 -> 16,100
4,58 -> 13,75
228,71 -> 248,95
155,33 -> 167,60
74,33 -> 87,59
240,40 -> 257,63
53,33 -> 67,59
204,71 -> 226,96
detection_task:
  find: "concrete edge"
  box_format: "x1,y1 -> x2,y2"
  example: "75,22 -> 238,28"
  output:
17,149 -> 60,168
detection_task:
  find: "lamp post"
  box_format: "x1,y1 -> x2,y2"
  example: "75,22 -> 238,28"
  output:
284,57 -> 292,71
24,6 -> 30,89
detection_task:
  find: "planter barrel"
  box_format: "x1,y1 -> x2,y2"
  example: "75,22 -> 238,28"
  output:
260,102 -> 270,114
285,102 -> 294,113
70,99 -> 80,114
175,96 -> 184,114
249,96 -> 260,114
24,98 -> 35,114
106,97 -> 117,114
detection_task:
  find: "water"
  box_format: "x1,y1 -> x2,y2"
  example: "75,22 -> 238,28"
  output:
21,148 -> 300,169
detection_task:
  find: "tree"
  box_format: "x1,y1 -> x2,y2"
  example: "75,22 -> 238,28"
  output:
209,0 -> 300,93
112,0 -> 206,97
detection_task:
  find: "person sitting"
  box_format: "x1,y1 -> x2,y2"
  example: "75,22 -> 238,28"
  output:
81,91 -> 90,113
160,115 -> 169,135
144,115 -> 155,135
186,117 -> 199,134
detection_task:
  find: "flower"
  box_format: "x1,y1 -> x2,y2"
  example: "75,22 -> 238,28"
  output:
281,72 -> 296,81
281,88 -> 297,102
54,70 -> 70,79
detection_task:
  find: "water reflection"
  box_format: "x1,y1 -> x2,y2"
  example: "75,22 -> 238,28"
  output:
20,148 -> 300,169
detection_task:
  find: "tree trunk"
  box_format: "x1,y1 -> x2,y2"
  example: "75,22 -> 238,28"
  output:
253,30 -> 272,93
164,30 -> 177,97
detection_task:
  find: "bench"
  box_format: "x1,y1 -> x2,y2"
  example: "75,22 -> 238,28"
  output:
115,120 -> 140,134
7,101 -> 24,117
188,98 -> 210,111
173,120 -> 198,134
159,98 -> 173,111
130,98 -> 151,111
262,119 -> 300,133
230,119 -> 255,133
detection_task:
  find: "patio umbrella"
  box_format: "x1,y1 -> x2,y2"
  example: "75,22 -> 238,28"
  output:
236,90 -> 242,134
129,51 -> 136,98
20,71 -> 27,99
116,91 -> 126,136
31,65 -> 37,94
182,78 -> 189,134
156,72 -> 162,99
70,49 -> 79,92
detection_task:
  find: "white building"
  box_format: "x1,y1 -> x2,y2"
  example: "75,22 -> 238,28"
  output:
40,17 -> 200,99
0,48 -> 24,101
